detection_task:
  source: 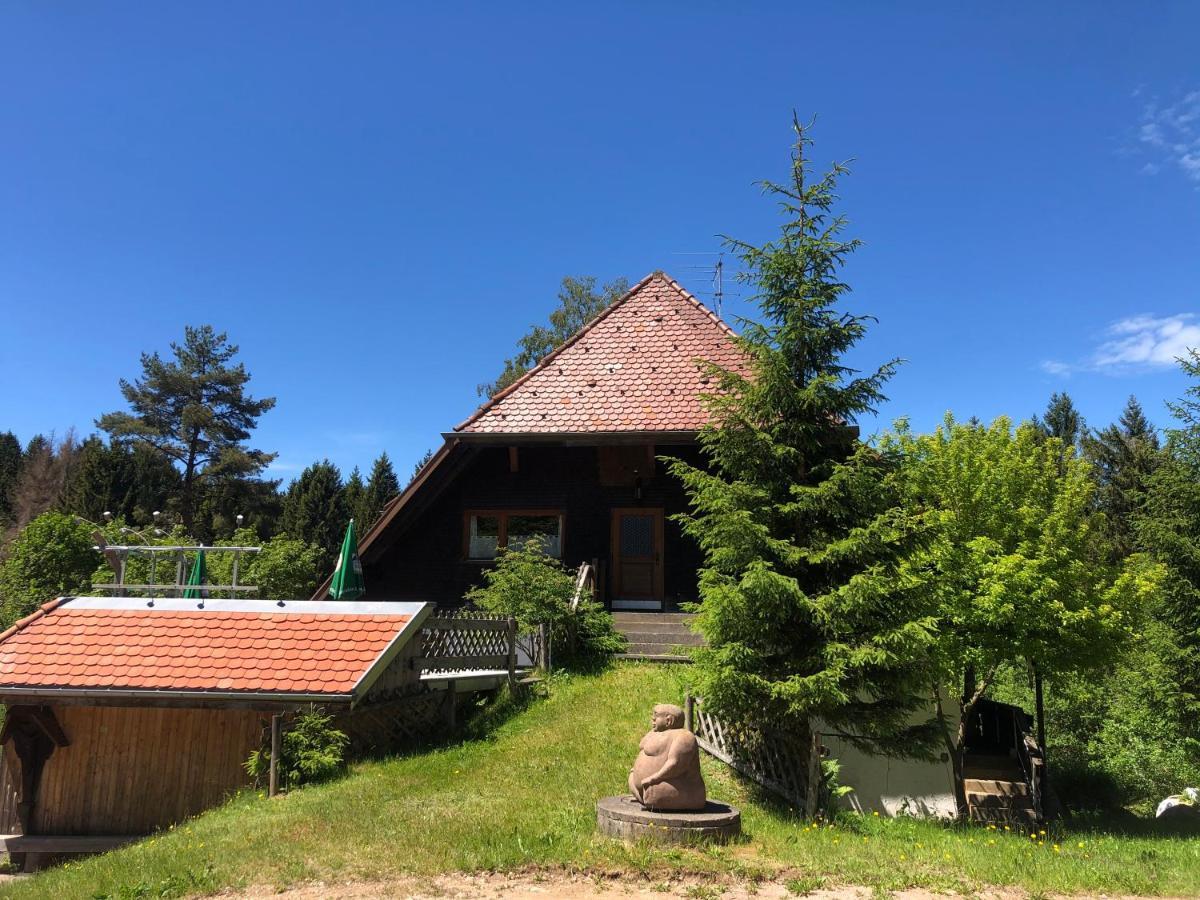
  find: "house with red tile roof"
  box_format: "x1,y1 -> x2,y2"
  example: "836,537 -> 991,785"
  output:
328,272 -> 746,612
0,597 -> 431,841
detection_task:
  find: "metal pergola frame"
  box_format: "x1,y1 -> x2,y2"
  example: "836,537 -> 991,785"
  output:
91,544 -> 262,598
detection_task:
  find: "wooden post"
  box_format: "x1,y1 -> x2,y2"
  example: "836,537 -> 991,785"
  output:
506,617 -> 517,689
444,679 -> 457,729
684,693 -> 695,733
538,623 -> 550,670
1034,666 -> 1046,754
268,714 -> 282,797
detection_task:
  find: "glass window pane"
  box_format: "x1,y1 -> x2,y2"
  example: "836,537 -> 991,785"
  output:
620,514 -> 655,557
508,514 -> 561,557
469,515 -> 500,559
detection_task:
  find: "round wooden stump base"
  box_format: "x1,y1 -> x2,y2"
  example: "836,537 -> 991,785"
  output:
596,795 -> 741,844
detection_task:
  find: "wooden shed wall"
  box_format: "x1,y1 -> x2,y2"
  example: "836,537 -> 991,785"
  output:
0,745 -> 22,834
33,706 -> 264,835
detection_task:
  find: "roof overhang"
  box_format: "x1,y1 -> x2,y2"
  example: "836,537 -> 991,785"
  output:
446,430 -> 700,446
0,686 -> 355,711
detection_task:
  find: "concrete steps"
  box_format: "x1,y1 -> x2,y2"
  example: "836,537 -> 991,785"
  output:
612,612 -> 702,662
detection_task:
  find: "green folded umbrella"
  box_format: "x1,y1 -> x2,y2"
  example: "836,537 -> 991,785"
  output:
183,548 -> 208,599
329,519 -> 366,601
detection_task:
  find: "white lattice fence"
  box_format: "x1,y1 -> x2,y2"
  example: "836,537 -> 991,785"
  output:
687,694 -> 820,816
419,611 -> 546,675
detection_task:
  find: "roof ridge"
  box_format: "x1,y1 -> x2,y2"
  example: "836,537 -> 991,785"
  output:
454,271 -> 731,432
0,597 -> 68,645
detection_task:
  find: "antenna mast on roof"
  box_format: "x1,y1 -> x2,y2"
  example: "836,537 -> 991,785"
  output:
714,257 -> 723,319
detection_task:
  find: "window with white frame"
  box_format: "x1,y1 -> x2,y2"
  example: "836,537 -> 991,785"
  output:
464,510 -> 563,560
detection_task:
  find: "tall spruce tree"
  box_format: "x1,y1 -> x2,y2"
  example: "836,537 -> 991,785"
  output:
0,431 -> 21,526
343,466 -> 367,531
1084,395 -> 1161,558
279,460 -> 347,570
667,117 -> 936,754
65,436 -> 134,524
363,452 -> 401,528
97,325 -> 276,533
1034,391 -> 1085,450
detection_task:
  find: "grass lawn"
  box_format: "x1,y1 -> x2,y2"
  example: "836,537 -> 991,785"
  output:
3,663 -> 1198,899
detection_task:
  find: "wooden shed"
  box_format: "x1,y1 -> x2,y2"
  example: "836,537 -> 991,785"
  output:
0,596 -> 431,853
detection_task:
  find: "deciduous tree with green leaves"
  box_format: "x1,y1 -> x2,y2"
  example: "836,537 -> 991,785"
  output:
885,415 -> 1157,813
478,275 -> 629,398
97,325 -> 276,533
667,117 -> 938,757
0,512 -> 98,626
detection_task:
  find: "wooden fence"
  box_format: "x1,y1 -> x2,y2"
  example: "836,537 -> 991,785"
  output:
417,613 -> 548,682
686,693 -> 820,817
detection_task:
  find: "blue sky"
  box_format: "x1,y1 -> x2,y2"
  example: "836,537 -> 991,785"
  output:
2,2 -> 1198,485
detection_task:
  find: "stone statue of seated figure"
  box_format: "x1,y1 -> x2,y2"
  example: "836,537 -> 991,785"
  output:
628,703 -> 706,811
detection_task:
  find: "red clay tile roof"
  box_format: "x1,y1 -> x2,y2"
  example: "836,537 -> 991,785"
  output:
0,598 -> 427,698
455,271 -> 746,434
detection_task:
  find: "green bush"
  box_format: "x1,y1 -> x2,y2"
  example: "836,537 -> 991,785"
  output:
465,539 -> 625,669
245,706 -> 349,791
0,512 -> 98,626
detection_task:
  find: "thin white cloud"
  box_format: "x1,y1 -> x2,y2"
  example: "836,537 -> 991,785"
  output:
1136,89 -> 1200,185
1042,314 -> 1200,376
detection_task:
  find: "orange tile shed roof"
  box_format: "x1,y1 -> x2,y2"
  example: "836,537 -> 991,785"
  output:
455,271 -> 746,434
0,598 -> 428,699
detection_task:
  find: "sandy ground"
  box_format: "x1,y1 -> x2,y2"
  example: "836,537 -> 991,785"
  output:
219,872 -> 1173,900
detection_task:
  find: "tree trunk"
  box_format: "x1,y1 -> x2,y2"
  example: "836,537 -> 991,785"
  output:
181,441 -> 199,533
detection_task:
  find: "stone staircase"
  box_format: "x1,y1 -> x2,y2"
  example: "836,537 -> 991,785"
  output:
963,754 -> 1038,826
612,612 -> 702,662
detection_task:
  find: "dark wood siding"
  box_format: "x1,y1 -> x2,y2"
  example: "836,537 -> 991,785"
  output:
363,443 -> 707,609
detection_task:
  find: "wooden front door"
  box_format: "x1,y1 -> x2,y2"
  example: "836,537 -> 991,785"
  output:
610,508 -> 664,610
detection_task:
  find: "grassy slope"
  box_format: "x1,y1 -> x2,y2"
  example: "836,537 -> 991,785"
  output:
4,663 -> 1199,899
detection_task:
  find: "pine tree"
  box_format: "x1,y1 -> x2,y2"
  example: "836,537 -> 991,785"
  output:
279,461 -> 347,570
362,452 -> 402,527
408,449 -> 433,484
343,466 -> 367,531
478,276 -> 629,398
667,117 -> 936,754
1034,391 -> 1085,450
97,325 -> 276,533
8,431 -> 80,531
65,436 -> 134,524
0,431 -> 21,526
127,443 -> 183,526
1084,395 -> 1161,558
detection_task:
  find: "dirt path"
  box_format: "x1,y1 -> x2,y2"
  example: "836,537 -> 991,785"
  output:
221,872 -> 1161,899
